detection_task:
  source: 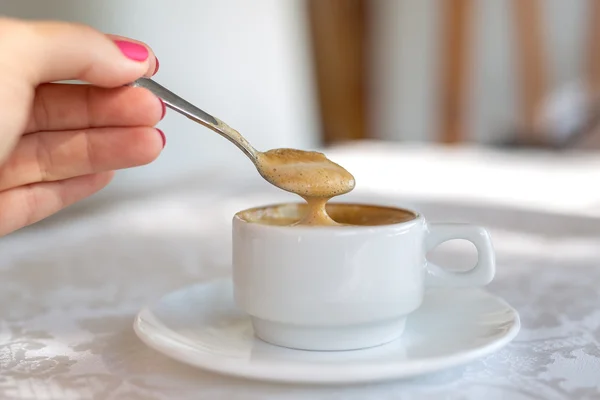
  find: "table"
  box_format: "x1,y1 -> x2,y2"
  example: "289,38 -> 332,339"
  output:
1,143 -> 600,399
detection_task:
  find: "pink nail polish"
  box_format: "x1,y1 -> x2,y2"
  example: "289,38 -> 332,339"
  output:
115,40 -> 149,62
153,58 -> 160,75
159,98 -> 166,119
157,129 -> 166,148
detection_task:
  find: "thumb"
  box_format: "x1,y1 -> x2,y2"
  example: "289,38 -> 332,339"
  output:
1,18 -> 158,87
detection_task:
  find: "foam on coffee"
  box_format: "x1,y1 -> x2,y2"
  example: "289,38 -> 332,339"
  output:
238,203 -> 416,227
255,149 -> 354,198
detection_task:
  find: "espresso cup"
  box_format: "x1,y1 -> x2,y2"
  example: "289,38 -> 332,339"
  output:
232,202 -> 495,351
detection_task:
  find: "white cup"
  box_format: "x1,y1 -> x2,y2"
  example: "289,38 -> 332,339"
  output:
232,202 -> 495,351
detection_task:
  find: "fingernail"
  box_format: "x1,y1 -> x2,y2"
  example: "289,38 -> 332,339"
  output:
115,40 -> 149,62
153,58 -> 160,75
159,98 -> 166,120
156,129 -> 166,148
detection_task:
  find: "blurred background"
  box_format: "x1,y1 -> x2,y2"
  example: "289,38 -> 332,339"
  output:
2,0 -> 600,214
3,3 -> 600,394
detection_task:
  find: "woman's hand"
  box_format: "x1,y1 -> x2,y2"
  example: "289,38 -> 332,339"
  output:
0,18 -> 165,236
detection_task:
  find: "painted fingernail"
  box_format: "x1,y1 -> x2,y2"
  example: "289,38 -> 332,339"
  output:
157,129 -> 166,148
153,58 -> 160,75
115,40 -> 149,62
159,98 -> 166,119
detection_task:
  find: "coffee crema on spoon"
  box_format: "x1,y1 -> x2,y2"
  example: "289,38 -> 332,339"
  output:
256,149 -> 355,225
216,120 -> 356,226
129,78 -> 355,225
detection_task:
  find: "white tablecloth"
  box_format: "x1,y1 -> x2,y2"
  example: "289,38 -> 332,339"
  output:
2,143 -> 600,400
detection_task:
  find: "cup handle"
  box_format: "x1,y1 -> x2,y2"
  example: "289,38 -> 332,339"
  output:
424,223 -> 495,287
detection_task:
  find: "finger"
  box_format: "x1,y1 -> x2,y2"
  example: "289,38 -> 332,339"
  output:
0,69 -> 32,162
0,126 -> 164,191
0,171 -> 113,237
0,18 -> 156,86
24,84 -> 165,133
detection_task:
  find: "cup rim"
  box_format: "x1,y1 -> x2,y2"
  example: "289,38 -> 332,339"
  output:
232,201 -> 423,231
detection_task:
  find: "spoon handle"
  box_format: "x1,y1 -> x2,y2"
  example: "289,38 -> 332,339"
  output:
130,77 -> 218,127
129,78 -> 257,161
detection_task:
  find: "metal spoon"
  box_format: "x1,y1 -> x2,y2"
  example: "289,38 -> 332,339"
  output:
129,78 -> 356,199
129,77 -> 259,162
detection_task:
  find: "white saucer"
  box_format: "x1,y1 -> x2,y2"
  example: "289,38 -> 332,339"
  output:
134,278 -> 520,384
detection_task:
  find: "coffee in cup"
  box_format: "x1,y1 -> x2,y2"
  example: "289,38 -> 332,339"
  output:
237,202 -> 416,226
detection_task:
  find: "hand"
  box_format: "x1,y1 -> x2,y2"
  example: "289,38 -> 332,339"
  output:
0,18 -> 165,236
